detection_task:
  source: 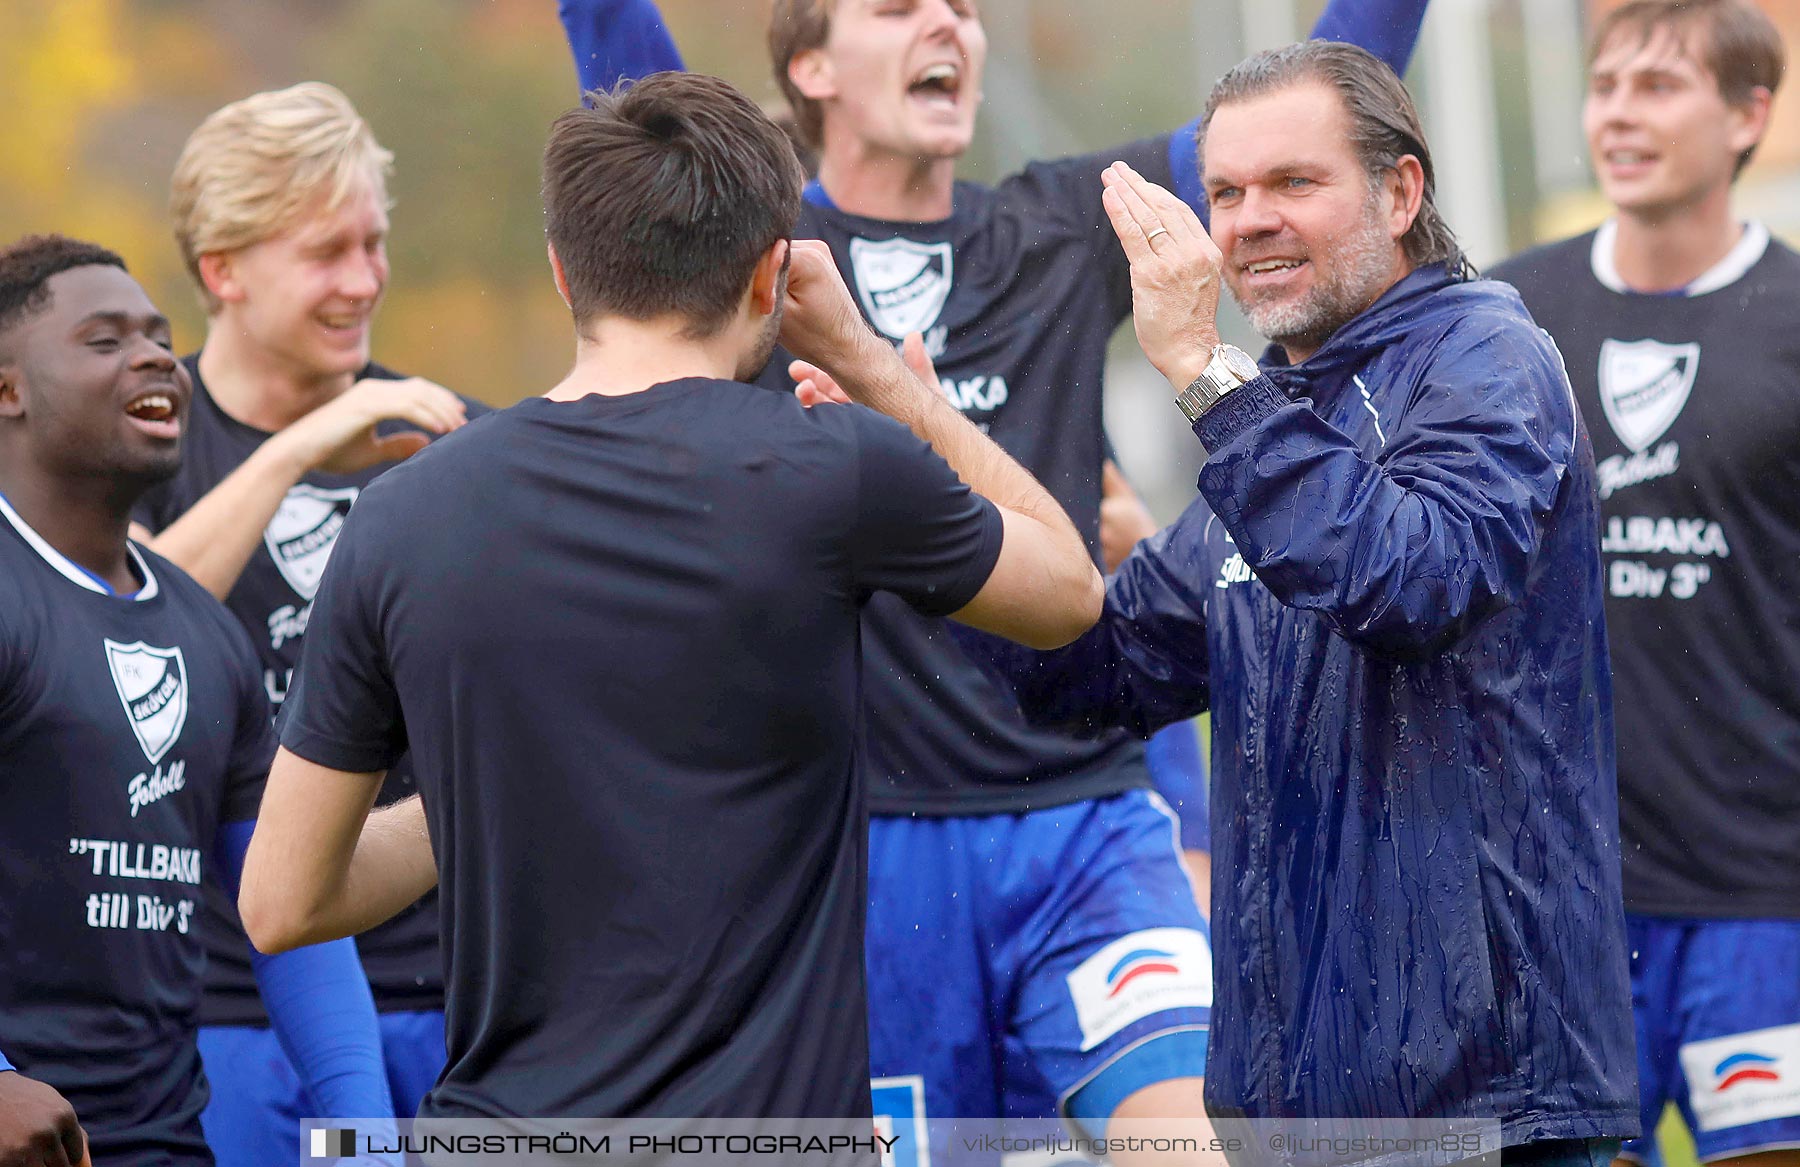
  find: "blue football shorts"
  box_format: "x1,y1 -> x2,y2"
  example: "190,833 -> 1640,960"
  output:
866,789 -> 1211,1166
198,1010 -> 445,1166
1618,914 -> 1800,1164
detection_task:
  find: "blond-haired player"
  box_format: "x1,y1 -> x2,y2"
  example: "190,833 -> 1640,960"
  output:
131,81 -> 481,1165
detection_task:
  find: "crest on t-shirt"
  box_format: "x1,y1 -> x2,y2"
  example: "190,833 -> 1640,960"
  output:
849,237 -> 954,340
1598,338 -> 1699,452
104,639 -> 188,764
264,484 -> 358,599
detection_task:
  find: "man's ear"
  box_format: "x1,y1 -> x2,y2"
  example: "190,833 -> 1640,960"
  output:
1387,155 -> 1427,243
749,239 -> 791,318
788,47 -> 837,103
1726,85 -> 1774,166
547,242 -> 572,310
0,362 -> 25,420
197,252 -> 241,307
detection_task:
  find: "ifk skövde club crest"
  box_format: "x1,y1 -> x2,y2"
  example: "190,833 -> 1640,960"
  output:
849,236 -> 954,340
1598,337 -> 1699,453
264,484 -> 359,600
104,639 -> 189,765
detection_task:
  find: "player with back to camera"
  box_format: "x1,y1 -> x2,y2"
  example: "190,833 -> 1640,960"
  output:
234,71 -> 1102,1126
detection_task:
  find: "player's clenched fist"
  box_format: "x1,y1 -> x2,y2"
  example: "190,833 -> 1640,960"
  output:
0,1071 -> 87,1167
271,375 -> 468,477
793,331 -> 941,410
778,239 -> 883,376
1102,161 -> 1225,391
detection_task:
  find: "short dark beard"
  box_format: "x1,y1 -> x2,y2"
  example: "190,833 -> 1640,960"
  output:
735,256 -> 791,382
1236,184 -> 1396,355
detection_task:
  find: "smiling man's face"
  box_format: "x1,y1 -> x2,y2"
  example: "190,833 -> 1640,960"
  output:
1204,81 -> 1409,362
1584,22 -> 1763,220
0,264 -> 190,487
207,179 -> 390,381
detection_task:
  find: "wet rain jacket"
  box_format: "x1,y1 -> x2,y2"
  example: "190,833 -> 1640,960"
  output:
979,265 -> 1637,1150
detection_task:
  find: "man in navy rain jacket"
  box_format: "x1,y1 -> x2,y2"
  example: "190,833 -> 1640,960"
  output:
958,42 -> 1637,1166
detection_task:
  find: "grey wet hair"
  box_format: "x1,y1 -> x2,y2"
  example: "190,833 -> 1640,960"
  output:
1201,41 -> 1465,275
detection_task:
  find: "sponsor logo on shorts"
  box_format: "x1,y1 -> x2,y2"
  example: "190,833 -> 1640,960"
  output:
1681,1024 -> 1800,1131
1715,1052 -> 1781,1091
1067,927 -> 1212,1052
1106,947 -> 1183,997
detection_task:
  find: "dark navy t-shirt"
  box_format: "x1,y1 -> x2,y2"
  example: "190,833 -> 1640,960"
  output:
0,496 -> 274,1166
760,137 -> 1178,814
134,357 -> 484,1024
279,379 -> 1002,1117
1492,228 -> 1800,917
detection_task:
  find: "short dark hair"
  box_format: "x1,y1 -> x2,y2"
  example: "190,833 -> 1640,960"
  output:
1202,41 -> 1463,275
543,72 -> 805,339
1589,0 -> 1785,177
0,235 -> 128,341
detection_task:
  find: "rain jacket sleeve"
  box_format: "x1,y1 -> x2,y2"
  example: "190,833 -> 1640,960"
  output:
1193,313 -> 1578,662
953,508 -> 1215,739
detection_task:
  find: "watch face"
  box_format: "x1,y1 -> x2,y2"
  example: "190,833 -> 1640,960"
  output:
1219,344 -> 1261,383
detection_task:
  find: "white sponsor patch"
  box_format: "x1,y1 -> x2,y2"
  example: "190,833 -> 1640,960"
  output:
849,237 -> 953,340
1066,927 -> 1212,1052
1598,338 -> 1698,453
104,639 -> 188,765
264,484 -> 358,599
1681,1023 -> 1800,1131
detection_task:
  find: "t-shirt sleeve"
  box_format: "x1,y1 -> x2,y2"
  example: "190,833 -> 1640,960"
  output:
997,134 -> 1177,323
847,410 -> 1003,618
277,503 -> 409,774
220,616 -> 278,824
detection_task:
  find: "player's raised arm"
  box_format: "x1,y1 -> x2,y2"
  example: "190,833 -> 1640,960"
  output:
134,376 -> 466,600
559,0 -> 684,94
1311,0 -> 1430,81
780,239 -> 1101,650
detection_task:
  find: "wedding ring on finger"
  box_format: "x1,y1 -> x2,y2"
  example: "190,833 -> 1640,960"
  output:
1146,227 -> 1170,243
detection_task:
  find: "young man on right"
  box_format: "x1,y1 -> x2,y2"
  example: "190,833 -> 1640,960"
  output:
1489,4 -> 1797,1164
